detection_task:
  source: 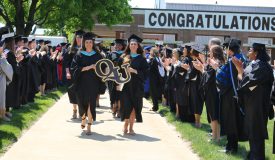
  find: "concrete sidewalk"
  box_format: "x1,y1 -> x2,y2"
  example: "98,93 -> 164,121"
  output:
0,93 -> 200,160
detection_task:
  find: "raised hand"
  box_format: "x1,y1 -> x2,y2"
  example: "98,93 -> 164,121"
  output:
209,58 -> 219,70
181,63 -> 190,70
127,67 -> 137,74
232,57 -> 244,80
192,60 -> 204,73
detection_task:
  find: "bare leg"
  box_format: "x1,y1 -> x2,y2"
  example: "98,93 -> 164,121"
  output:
81,113 -> 86,129
112,102 -> 117,117
116,100 -> 121,118
195,114 -> 201,128
129,109 -> 136,135
123,119 -> 129,135
40,83 -> 46,96
176,103 -> 179,118
212,120 -> 220,142
72,104 -> 77,119
86,106 -> 93,135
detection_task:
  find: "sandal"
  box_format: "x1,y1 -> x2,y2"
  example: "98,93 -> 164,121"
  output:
86,123 -> 92,135
81,117 -> 86,129
129,130 -> 136,136
122,128 -> 128,135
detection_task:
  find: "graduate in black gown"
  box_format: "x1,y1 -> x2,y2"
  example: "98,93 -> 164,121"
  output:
180,43 -> 204,127
18,48 -> 30,105
176,43 -> 195,122
49,46 -> 58,90
107,39 -> 126,118
120,34 -> 149,135
149,46 -> 165,111
232,43 -> 274,159
216,38 -> 247,153
64,29 -> 84,119
164,48 -> 181,113
194,45 -> 224,142
4,33 -> 24,117
39,45 -> 52,95
27,39 -> 41,103
71,32 -> 105,135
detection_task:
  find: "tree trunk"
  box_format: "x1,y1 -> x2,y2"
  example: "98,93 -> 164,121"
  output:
24,0 -> 39,36
14,0 -> 25,35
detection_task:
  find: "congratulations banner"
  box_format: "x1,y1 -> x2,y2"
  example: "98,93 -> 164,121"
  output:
144,10 -> 275,33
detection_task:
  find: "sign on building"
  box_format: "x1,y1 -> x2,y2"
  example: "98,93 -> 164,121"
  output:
145,10 -> 275,33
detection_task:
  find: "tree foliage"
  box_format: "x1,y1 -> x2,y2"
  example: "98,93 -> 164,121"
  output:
0,0 -> 133,36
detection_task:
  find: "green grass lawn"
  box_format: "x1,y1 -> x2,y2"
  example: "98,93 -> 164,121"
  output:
0,87 -> 66,155
158,105 -> 275,160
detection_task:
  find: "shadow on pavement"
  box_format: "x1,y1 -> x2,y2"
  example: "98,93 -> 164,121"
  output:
78,132 -> 125,141
117,133 -> 160,142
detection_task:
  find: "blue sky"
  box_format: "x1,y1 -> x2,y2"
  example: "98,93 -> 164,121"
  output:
129,0 -> 275,8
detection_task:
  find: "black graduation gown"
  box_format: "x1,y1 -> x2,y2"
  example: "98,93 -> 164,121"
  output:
164,64 -> 178,112
238,60 -> 274,140
149,57 -> 163,100
19,52 -> 30,105
27,54 -> 41,102
71,52 -> 104,121
63,49 -> 77,104
200,65 -> 219,122
120,55 -> 149,122
175,57 -> 195,122
40,53 -> 51,85
6,51 -> 21,108
107,52 -> 123,105
180,56 -> 203,115
217,60 -> 246,140
51,57 -> 58,89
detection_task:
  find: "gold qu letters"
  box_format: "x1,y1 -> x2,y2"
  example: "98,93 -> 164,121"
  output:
95,59 -> 131,84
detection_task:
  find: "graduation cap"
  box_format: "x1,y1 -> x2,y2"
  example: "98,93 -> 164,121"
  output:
176,48 -> 183,56
144,46 -> 152,51
191,43 -> 205,53
37,39 -> 44,44
165,47 -> 173,58
75,29 -> 85,37
22,37 -> 28,43
252,43 -> 266,52
28,38 -> 35,43
45,40 -> 51,45
14,35 -> 23,43
128,34 -> 143,43
181,42 -> 194,48
83,32 -> 96,41
1,31 -> 15,43
114,39 -> 127,45
60,42 -> 67,47
223,38 -> 241,49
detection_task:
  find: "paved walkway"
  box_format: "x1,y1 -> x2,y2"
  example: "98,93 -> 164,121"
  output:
0,93 -> 200,160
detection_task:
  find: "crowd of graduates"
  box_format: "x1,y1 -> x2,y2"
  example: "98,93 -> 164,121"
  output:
0,26 -> 70,122
107,36 -> 275,159
1,25 -> 275,159
142,38 -> 275,159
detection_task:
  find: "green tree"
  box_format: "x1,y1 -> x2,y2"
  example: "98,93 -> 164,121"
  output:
0,0 -> 132,36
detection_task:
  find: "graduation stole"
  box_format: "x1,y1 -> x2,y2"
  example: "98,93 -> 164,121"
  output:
95,59 -> 131,84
